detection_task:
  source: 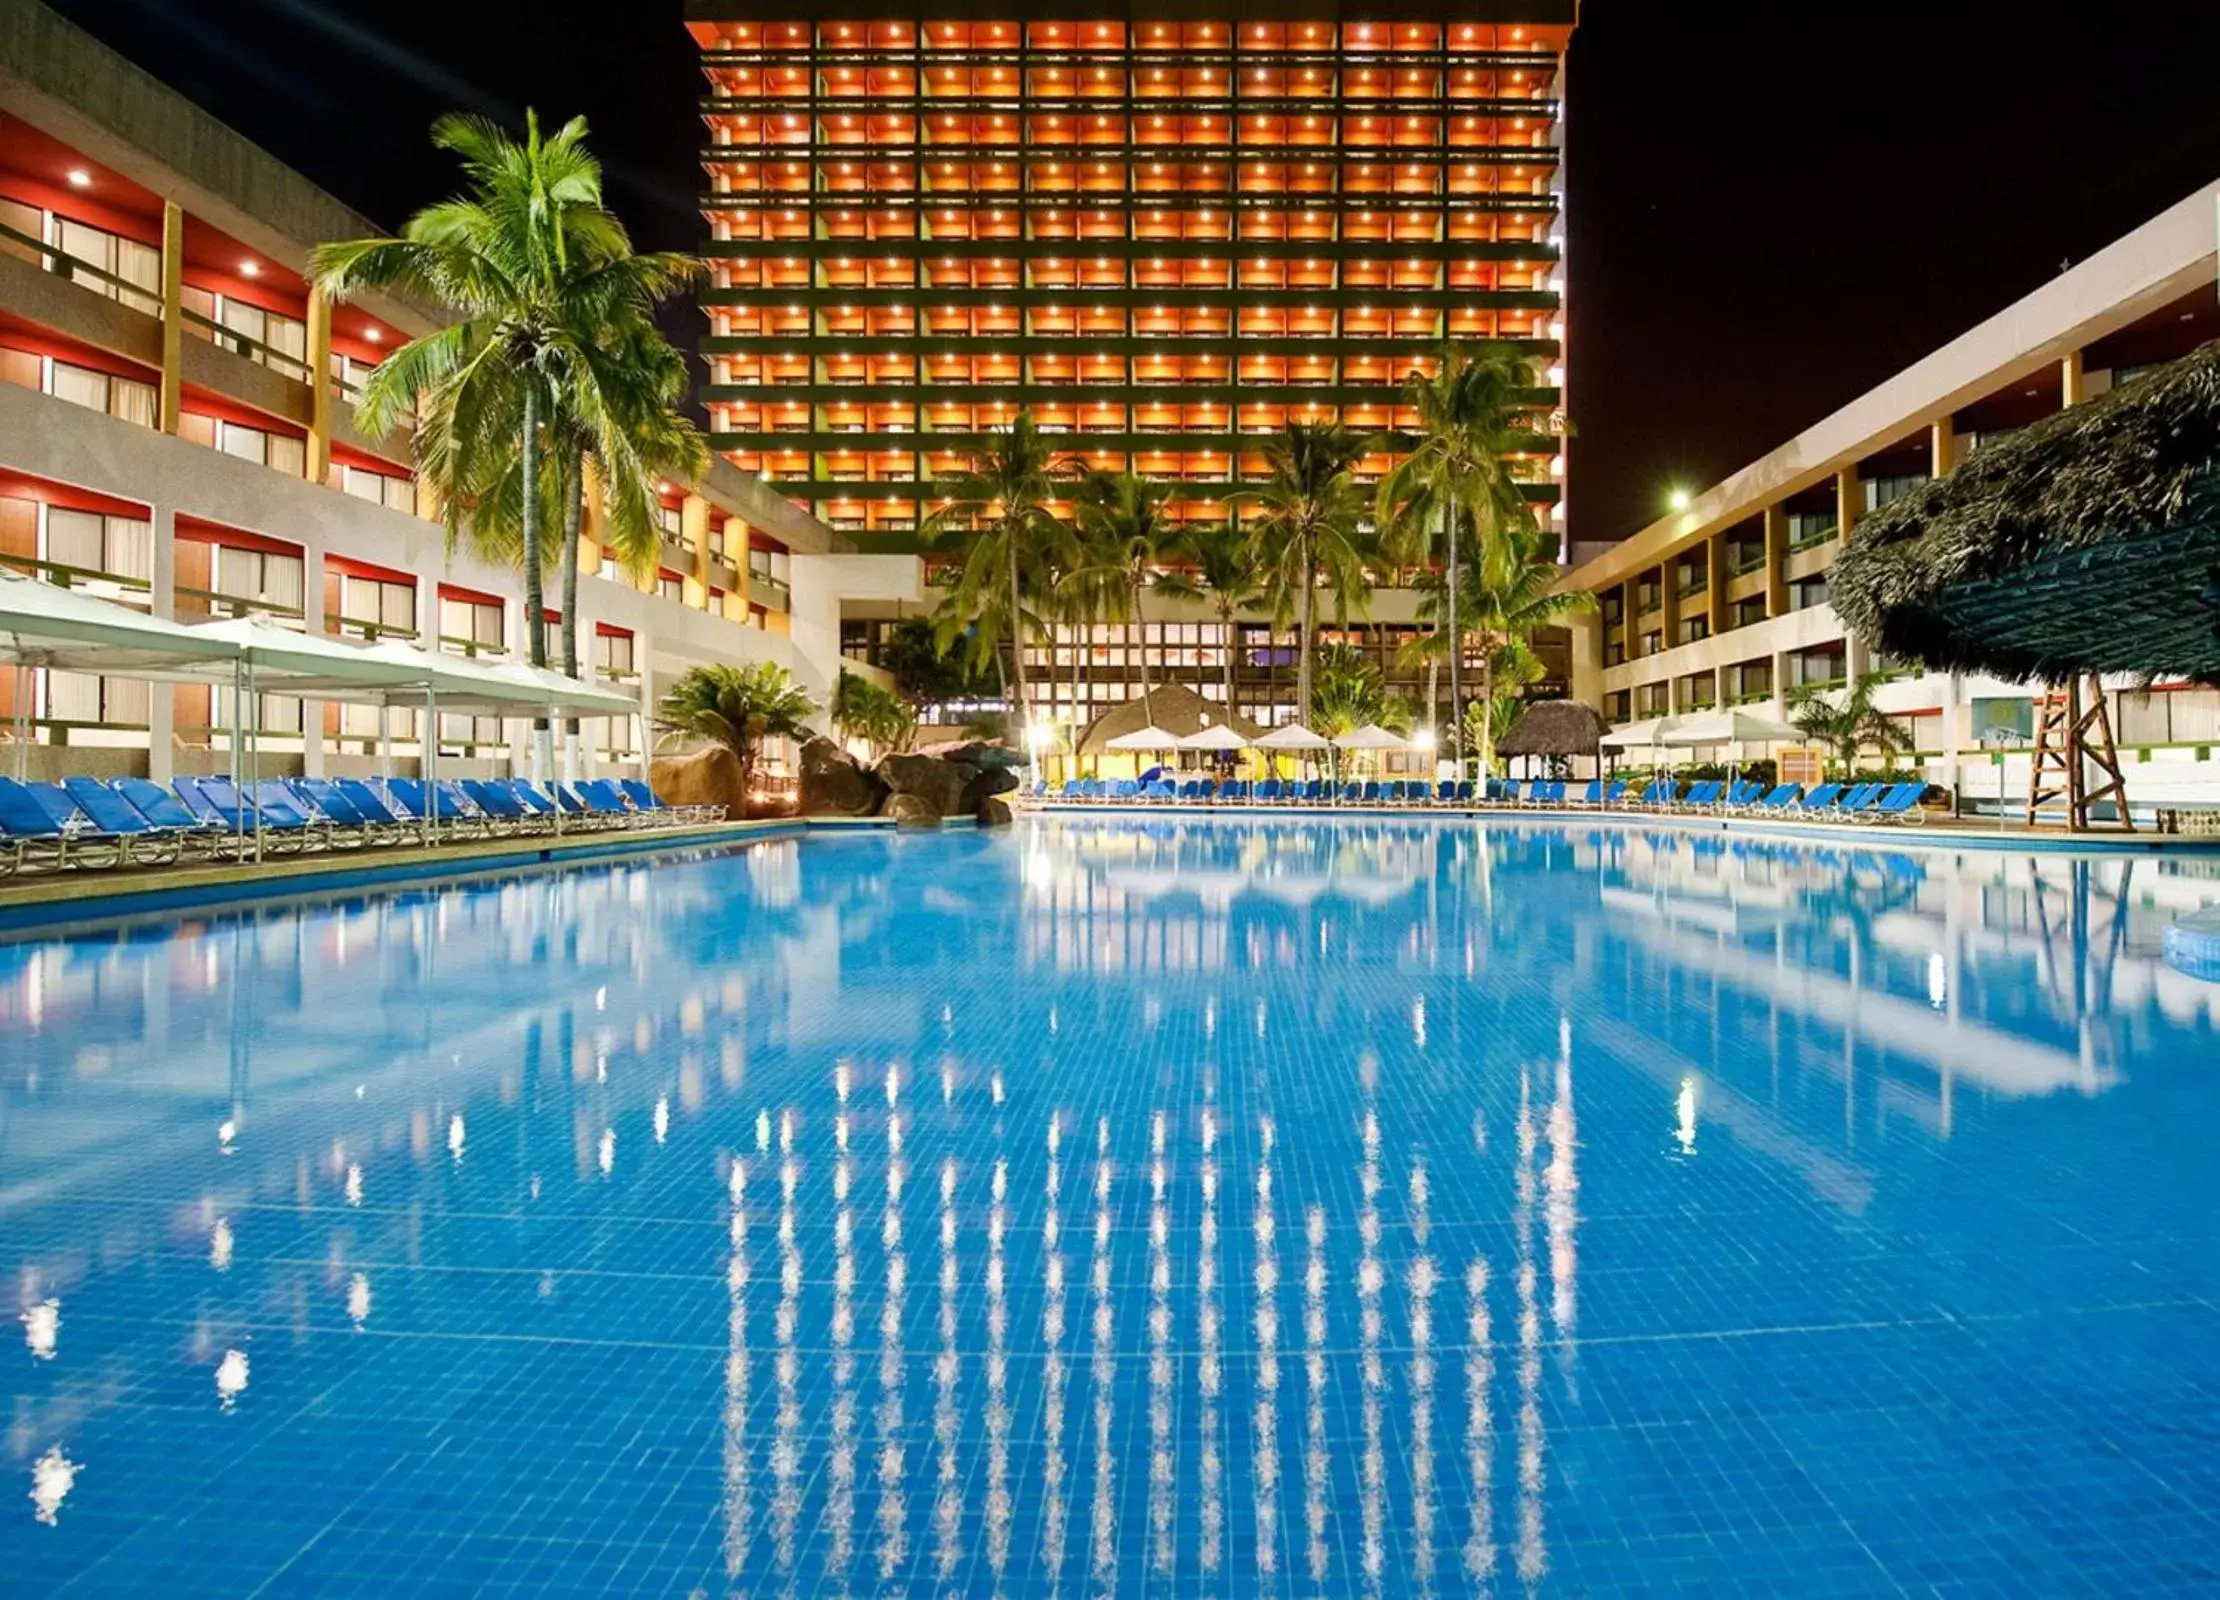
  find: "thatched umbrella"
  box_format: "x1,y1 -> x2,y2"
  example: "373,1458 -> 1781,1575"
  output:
1830,339 -> 2220,682
1496,699 -> 1608,769
1830,339 -> 2220,830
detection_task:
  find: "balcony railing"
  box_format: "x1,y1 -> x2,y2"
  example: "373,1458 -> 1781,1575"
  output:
0,550 -> 153,599
174,586 -> 304,622
0,220 -> 162,316
1786,522 -> 1839,554
180,307 -> 312,385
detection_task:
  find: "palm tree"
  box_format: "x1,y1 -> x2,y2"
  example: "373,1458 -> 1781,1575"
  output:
1788,671 -> 1914,777
921,412 -> 1068,729
830,669 -> 916,757
1067,470 -> 1181,726
1377,346 -> 1545,771
1239,421 -> 1374,723
1465,526 -> 1590,777
1155,520 -> 1267,712
312,110 -> 697,774
655,661 -> 818,801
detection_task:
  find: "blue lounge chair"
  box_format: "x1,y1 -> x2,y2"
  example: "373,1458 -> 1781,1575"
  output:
332,777 -> 422,841
1749,783 -> 1802,814
458,779 -> 534,835
1575,780 -> 1607,806
575,779 -> 641,827
1858,782 -> 1928,824
1792,782 -> 1843,815
182,776 -> 309,853
63,777 -> 194,866
1677,781 -> 1723,810
279,778 -> 377,847
0,777 -> 112,873
1255,779 -> 1281,804
1636,779 -> 1674,809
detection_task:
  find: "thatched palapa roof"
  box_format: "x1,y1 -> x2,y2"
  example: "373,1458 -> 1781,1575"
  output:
1830,339 -> 2220,682
1495,698 -> 1607,758
1076,683 -> 1262,754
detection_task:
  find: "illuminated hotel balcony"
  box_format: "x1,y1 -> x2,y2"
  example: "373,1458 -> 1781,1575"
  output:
689,7 -> 1574,547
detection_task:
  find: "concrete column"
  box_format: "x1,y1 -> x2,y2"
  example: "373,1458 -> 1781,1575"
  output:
734,517 -> 753,613
305,287 -> 333,485
500,590 -> 528,777
147,504 -> 176,784
1618,578 -> 1636,665
1767,648 -> 1790,717
158,201 -> 185,435
1835,467 -> 1861,544
1929,418 -> 1955,479
2061,350 -> 2086,408
1939,669 -> 1965,808
634,630 -> 656,783
1714,664 -> 1731,710
1764,504 -> 1790,617
1707,531 -> 1730,638
1567,610 -> 1603,708
1847,631 -> 1872,682
300,545 -> 326,779
682,492 -> 711,609
579,464 -> 605,574
1659,562 -> 1680,651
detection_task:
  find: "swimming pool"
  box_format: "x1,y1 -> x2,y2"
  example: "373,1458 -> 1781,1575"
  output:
5,816 -> 2218,1594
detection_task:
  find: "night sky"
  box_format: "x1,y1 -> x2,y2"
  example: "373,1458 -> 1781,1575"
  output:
47,0 -> 2220,553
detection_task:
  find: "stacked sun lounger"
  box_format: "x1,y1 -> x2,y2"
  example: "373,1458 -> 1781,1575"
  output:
0,772 -> 726,878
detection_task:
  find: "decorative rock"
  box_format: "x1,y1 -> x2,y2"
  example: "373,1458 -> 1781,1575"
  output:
877,753 -> 971,818
650,747 -> 747,820
799,736 -> 887,817
886,792 -> 940,828
974,797 -> 1014,828
959,763 -> 1021,812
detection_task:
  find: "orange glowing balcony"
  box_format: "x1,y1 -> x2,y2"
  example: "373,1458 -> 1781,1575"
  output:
924,258 -> 967,288
821,398 -> 869,428
1289,357 -> 1335,386
1393,260 -> 1441,290
1237,330 -> 1287,359
1030,308 -> 1078,340
712,402 -> 761,432
1077,356 -> 1126,384
1075,160 -> 1122,194
1134,306 -> 1180,337
1238,260 -> 1286,290
865,451 -> 913,483
1029,258 -> 1077,290
1030,156 -> 1077,188
1289,114 -> 1332,147
1133,358 -> 1180,388
1078,258 -> 1124,290
1033,210 -> 1078,241
765,355 -> 808,385
820,308 -> 867,340
1077,209 -> 1124,241
765,404 -> 811,434
925,355 -> 971,385
1236,404 -> 1284,432
1342,259 -> 1388,290
863,310 -> 914,340
863,256 -> 915,288
1343,357 -> 1393,386
1183,404 -> 1228,432
1031,402 -> 1078,430
975,307 -> 1020,338
1134,450 -> 1180,477
866,363 -> 915,392
923,305 -> 969,337
714,355 -> 761,385
975,257 -> 1020,288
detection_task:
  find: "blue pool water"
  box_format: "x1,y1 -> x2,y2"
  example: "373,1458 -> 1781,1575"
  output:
4,817 -> 2219,1595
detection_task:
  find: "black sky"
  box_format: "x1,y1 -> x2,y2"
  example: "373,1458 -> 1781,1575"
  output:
47,0 -> 2220,550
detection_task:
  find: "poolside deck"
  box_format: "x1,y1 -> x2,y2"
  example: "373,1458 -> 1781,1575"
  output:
0,818 -> 845,936
1029,799 -> 2220,855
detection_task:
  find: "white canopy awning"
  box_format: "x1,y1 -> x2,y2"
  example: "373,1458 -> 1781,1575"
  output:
1176,722 -> 1251,750
184,616 -> 435,704
1253,722 -> 1332,751
1601,715 -> 1682,750
1332,723 -> 1410,751
1661,708 -> 1803,748
0,570 -> 239,676
1105,724 -> 1180,751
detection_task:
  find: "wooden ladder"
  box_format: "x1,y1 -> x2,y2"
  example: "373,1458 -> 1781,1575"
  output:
2026,674 -> 2133,832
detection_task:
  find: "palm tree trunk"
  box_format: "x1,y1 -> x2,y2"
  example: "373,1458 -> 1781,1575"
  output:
1295,540 -> 1316,725
1479,651 -> 1496,779
520,382 -> 552,781
1005,524 -> 1028,729
1132,576 -> 1153,725
1446,506 -> 1462,777
1220,601 -> 1236,714
559,447 -> 584,781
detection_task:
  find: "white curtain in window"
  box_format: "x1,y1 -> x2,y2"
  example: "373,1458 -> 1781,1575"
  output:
382,476 -> 417,516
115,238 -> 160,306
44,668 -> 99,723
43,507 -> 103,573
343,466 -> 383,504
379,582 -> 415,632
266,433 -> 306,479
110,375 -> 157,428
104,517 -> 153,582
265,312 -> 307,365
261,552 -> 304,612
101,675 -> 150,725
219,423 -> 266,463
219,299 -> 267,348
49,361 -> 109,412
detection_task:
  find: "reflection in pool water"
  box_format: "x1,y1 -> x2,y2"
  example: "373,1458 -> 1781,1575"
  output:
3,818 -> 2218,1594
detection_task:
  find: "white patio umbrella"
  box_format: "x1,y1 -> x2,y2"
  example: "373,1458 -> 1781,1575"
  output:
1176,723 -> 1252,751
0,570 -> 240,777
1105,724 -> 1181,752
1331,723 -> 1410,751
1253,723 -> 1331,751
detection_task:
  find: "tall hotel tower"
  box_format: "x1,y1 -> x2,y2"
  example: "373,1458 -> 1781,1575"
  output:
688,5 -> 1575,559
